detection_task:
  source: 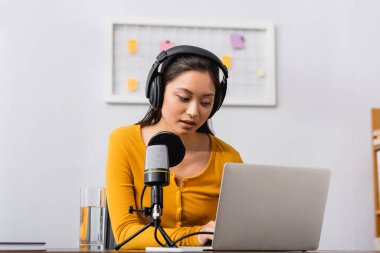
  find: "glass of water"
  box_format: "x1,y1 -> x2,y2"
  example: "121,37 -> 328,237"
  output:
79,187 -> 106,250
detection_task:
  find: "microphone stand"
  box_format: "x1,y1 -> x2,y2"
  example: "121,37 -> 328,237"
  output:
114,185 -> 175,250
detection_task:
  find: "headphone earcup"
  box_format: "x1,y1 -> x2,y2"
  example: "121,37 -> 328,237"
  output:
149,74 -> 163,109
209,77 -> 227,118
155,75 -> 164,108
219,77 -> 227,106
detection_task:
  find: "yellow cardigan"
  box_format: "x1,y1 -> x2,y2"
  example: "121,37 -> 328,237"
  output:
105,125 -> 243,249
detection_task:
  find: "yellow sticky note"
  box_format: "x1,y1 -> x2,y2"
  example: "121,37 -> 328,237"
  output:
127,39 -> 138,53
256,69 -> 266,78
125,78 -> 137,92
221,55 -> 232,69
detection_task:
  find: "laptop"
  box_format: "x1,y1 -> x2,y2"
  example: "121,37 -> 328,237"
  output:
147,163 -> 331,252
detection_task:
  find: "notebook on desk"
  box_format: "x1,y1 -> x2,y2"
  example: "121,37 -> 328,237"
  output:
147,163 -> 331,252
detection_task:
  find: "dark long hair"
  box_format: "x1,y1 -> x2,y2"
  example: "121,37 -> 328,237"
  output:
136,55 -> 221,135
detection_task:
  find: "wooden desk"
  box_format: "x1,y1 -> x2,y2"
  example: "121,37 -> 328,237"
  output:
0,250 -> 378,253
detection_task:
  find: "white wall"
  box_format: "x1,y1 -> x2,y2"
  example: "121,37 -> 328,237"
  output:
1,0 -> 379,249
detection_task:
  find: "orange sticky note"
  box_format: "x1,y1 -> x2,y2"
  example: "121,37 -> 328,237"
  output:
125,78 -> 137,92
127,39 -> 138,53
221,55 -> 232,69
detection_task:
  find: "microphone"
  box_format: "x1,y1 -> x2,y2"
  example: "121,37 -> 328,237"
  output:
144,145 -> 169,186
144,131 -> 185,187
117,132 -> 186,249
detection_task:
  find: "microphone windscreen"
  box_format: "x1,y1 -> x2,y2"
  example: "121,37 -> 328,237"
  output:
145,145 -> 169,171
147,131 -> 185,167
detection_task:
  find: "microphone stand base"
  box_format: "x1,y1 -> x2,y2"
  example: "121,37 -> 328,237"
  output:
114,220 -> 175,250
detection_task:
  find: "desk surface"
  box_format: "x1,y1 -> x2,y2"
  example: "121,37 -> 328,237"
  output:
0,250 -> 378,253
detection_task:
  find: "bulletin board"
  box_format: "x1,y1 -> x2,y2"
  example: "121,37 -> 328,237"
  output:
105,19 -> 276,106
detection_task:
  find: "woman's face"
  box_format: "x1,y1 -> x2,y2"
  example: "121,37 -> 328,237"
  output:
159,70 -> 216,136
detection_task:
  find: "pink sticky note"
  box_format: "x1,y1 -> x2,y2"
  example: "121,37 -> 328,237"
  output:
230,34 -> 245,49
159,41 -> 175,51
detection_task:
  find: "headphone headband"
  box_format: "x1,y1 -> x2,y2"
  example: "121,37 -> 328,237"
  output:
146,45 -> 228,118
156,45 -> 228,78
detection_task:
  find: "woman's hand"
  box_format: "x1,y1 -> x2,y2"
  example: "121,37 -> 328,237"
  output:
198,221 -> 215,245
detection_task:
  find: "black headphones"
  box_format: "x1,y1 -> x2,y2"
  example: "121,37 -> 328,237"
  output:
145,45 -> 228,118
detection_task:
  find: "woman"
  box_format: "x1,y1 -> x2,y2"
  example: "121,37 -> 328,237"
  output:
106,45 -> 243,249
